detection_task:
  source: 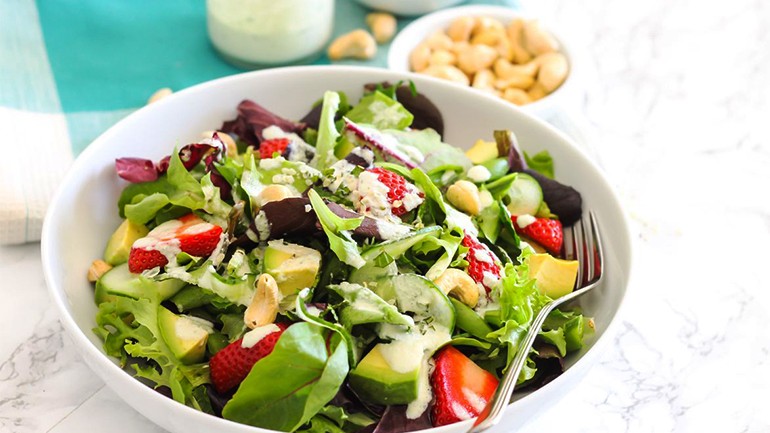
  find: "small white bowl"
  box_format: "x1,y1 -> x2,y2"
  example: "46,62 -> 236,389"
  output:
42,66 -> 630,433
388,5 -> 578,119
353,0 -> 465,17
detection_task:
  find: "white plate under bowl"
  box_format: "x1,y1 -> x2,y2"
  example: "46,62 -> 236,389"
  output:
388,5 -> 578,119
42,65 -> 631,433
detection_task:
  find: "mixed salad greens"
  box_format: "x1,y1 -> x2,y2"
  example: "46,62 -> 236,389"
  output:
91,82 -> 591,432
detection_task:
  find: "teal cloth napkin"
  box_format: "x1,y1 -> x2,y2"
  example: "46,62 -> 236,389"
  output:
0,0 -> 522,244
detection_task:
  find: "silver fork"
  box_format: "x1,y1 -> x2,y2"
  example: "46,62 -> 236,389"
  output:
469,211 -> 605,433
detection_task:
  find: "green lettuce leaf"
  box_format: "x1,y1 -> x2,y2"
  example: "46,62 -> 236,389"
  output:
328,282 -> 414,328
222,322 -> 349,432
308,189 -> 365,269
345,90 -> 413,130
524,150 -> 554,179
313,91 -> 341,171
384,129 -> 472,173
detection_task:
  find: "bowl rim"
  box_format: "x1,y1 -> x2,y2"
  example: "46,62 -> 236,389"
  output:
387,4 -> 577,116
41,64 -> 631,433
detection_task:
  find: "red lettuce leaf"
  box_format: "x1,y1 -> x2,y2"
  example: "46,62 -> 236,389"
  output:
115,157 -> 160,183
221,99 -> 305,147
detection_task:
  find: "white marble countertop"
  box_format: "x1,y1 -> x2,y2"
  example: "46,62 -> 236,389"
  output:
3,0 -> 770,431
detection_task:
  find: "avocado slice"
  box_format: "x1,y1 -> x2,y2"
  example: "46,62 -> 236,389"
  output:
263,240 -> 322,296
527,253 -> 579,299
158,306 -> 212,364
465,139 -> 498,165
348,343 -> 420,405
104,219 -> 149,265
94,263 -> 185,304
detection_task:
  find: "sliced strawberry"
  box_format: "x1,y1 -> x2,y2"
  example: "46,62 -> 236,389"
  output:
210,322 -> 289,394
127,248 -> 168,273
126,214 -> 223,273
259,138 -> 291,159
366,167 -> 424,216
511,215 -> 563,255
461,235 -> 502,292
430,345 -> 499,427
175,215 -> 223,257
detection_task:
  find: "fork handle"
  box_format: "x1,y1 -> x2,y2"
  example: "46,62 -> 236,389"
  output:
469,300 -> 558,433
469,282 -> 597,433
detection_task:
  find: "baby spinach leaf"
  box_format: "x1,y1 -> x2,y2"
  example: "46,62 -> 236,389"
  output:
222,322 -> 349,432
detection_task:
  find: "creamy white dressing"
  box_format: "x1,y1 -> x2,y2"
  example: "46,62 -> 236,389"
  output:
482,271 -> 501,291
474,247 -> 494,264
352,170 -> 393,220
241,323 -> 280,348
374,219 -> 411,240
261,126 -> 315,162
324,159 -> 358,193
254,211 -> 271,240
516,214 -> 537,228
207,0 -> 334,66
446,206 -> 479,237
467,165 -> 492,183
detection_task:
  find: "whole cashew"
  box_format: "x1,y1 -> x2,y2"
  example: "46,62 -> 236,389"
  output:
446,180 -> 482,215
328,29 -> 377,60
366,13 -> 397,44
421,65 -> 470,86
447,16 -> 476,42
410,44 -> 431,72
536,52 -> 569,92
506,19 -> 532,64
522,19 -> 559,55
456,44 -> 498,75
429,49 -> 457,67
256,184 -> 297,207
424,31 -> 454,51
433,268 -> 480,308
244,273 -> 280,329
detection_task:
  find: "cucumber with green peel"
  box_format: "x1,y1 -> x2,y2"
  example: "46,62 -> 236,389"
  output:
449,298 -> 493,341
95,263 -> 185,304
505,172 -> 543,216
370,274 -> 455,331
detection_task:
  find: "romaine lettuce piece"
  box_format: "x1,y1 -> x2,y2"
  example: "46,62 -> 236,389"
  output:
345,90 -> 414,131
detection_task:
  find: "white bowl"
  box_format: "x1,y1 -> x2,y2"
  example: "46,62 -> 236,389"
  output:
388,5 -> 578,119
42,66 -> 631,433
353,0 -> 465,17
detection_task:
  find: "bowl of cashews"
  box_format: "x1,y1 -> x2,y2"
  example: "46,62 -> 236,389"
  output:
388,5 -> 576,118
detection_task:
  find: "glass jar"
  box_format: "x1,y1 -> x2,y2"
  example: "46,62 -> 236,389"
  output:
207,0 -> 335,68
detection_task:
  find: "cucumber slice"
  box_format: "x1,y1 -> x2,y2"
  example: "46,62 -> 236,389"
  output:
371,274 -> 455,331
506,173 -> 543,216
95,263 -> 185,304
449,298 -> 493,340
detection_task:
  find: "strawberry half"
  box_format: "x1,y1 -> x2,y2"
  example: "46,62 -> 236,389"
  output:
366,167 -> 424,216
511,215 -> 563,255
462,234 -> 502,292
127,213 -> 223,273
210,322 -> 289,394
259,138 -> 290,159
430,345 -> 499,427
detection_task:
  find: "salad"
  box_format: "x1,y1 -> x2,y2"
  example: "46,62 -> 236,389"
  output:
90,82 -> 591,432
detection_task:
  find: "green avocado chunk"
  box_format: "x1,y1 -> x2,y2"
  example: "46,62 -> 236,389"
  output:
157,306 -> 211,364
263,240 -> 322,296
348,343 -> 420,405
103,219 -> 149,265
94,263 -> 185,304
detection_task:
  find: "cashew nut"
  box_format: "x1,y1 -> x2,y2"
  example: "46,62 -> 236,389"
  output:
527,82 -> 548,101
494,58 -> 539,79
244,273 -> 280,329
147,87 -> 172,105
506,19 -> 532,64
472,69 -> 497,93
87,259 -> 112,283
433,268 -> 479,307
447,16 -> 476,42
470,28 -> 503,46
424,31 -> 454,51
421,65 -> 470,86
429,49 -> 456,67
328,29 -> 377,60
522,20 -> 559,56
472,17 -> 505,38
456,44 -> 498,75
366,12 -> 397,44
502,88 -> 532,106
410,44 -> 431,72
495,73 -> 535,90
446,180 -> 482,216
536,52 -> 569,92
256,184 -> 296,207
